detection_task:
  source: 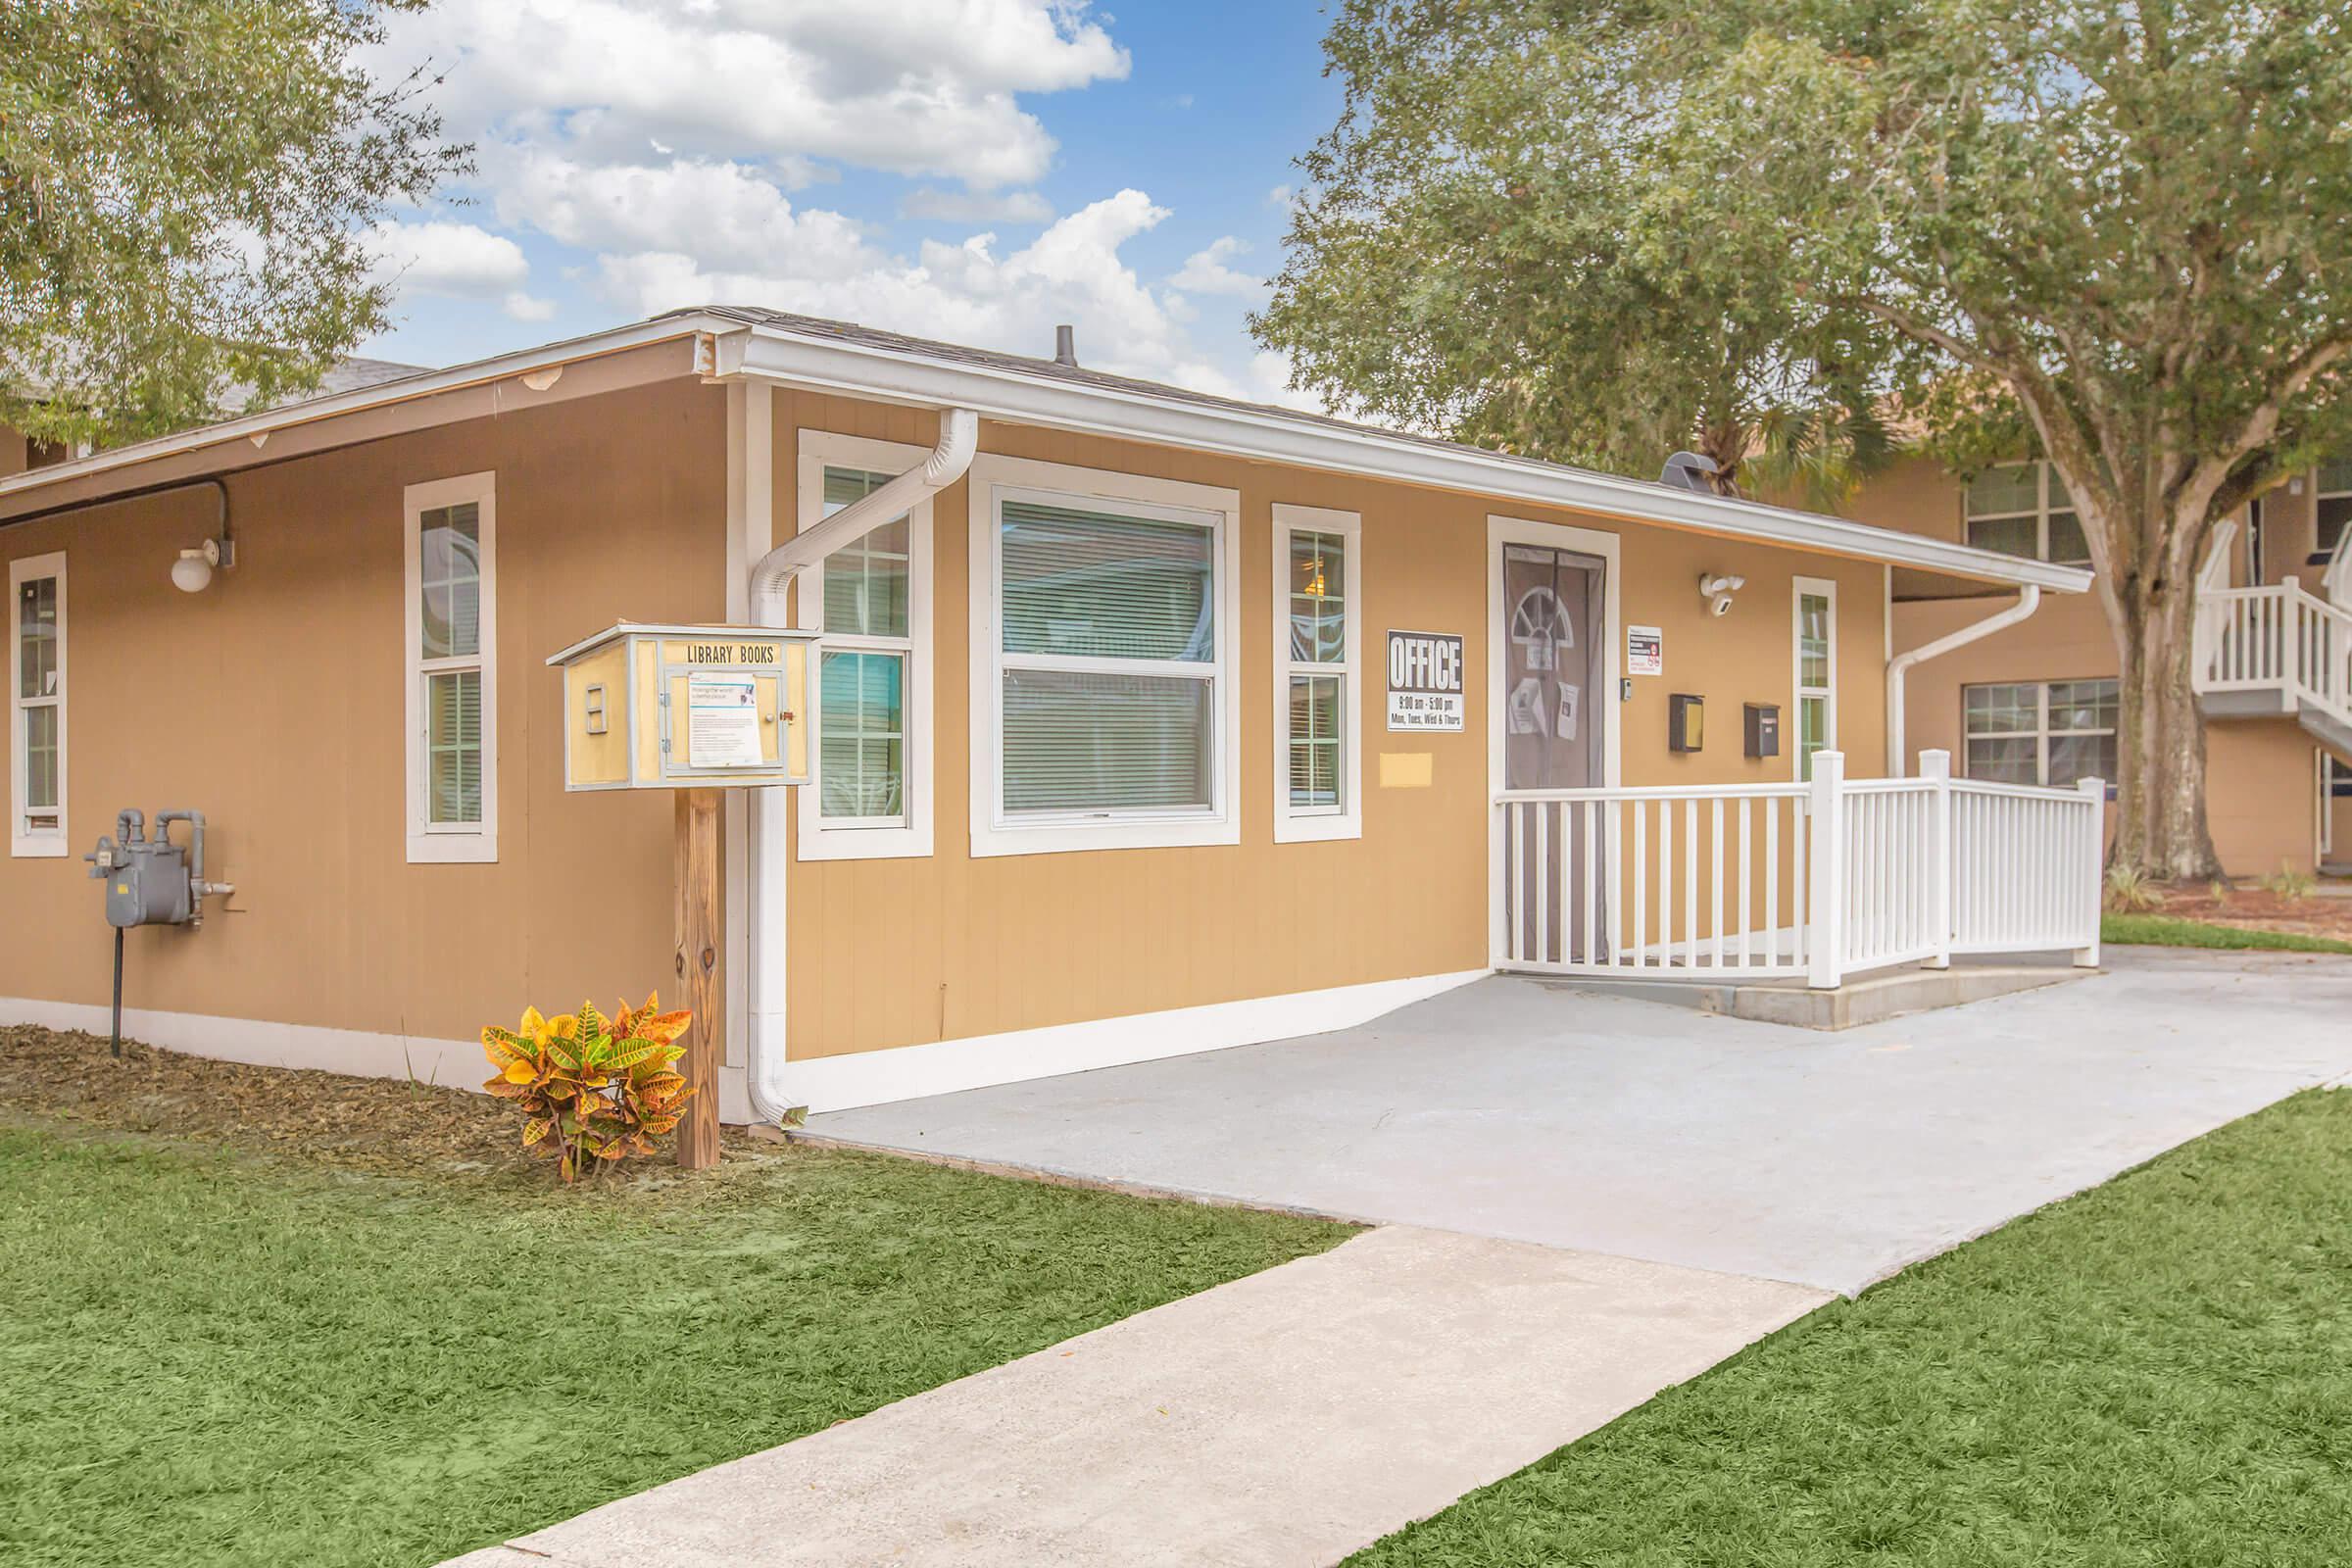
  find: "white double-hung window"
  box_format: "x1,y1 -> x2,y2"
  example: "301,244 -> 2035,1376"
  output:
1964,462 -> 2092,566
403,473 -> 497,863
796,430 -> 933,859
1791,575 -> 1837,781
1273,504 -> 1362,842
10,551 -> 66,857
1964,679 -> 2117,789
2313,455 -> 2352,564
969,454 -> 1241,856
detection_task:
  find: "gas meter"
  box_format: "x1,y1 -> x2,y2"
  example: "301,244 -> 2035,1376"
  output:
83,809 -> 234,1054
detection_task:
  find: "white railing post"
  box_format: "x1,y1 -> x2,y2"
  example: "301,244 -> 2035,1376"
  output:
1806,751 -> 1845,989
2074,775 -> 2105,968
1920,749 -> 1953,969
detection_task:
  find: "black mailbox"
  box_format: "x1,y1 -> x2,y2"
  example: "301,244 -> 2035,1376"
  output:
1744,703 -> 1781,759
1668,693 -> 1703,753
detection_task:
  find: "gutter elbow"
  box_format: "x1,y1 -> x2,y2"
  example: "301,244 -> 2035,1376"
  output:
924,407 -> 980,486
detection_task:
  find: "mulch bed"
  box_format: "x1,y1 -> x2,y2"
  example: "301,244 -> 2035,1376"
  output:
2137,882 -> 2352,942
0,1024 -> 766,1178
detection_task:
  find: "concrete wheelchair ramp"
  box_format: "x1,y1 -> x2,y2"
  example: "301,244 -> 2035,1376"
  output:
809,947 -> 2352,1296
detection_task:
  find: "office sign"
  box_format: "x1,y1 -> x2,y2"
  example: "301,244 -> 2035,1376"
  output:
1386,628 -> 1465,731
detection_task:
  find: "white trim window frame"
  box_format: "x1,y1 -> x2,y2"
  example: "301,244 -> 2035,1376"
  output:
1963,461 -> 2092,567
2312,456 -> 2352,565
9,550 -> 67,857
968,452 -> 1242,858
1791,574 -> 1838,782
1272,503 -> 1363,843
795,431 -> 935,860
1962,678 -> 2119,791
403,472 -> 498,863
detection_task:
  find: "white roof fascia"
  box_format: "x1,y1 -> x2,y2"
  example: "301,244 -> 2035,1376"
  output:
0,314 -> 741,504
1,307 -> 2091,596
726,324 -> 2092,595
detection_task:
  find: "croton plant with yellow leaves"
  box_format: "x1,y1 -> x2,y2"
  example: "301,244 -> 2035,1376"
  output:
481,995 -> 695,1181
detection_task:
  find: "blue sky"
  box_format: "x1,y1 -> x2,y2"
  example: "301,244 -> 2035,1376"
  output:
363,1 -> 1345,409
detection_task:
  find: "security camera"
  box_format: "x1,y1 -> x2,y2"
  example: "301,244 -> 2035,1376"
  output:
1698,572 -> 1744,617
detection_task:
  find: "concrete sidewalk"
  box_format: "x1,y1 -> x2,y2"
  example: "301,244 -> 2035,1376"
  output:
445,1226 -> 1828,1568
444,948 -> 2352,1567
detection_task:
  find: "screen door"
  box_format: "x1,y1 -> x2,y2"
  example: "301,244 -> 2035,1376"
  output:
1501,544 -> 1607,963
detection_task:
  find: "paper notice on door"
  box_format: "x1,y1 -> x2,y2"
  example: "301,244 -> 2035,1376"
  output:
1556,682 -> 1580,742
1508,675 -> 1547,735
686,673 -> 763,767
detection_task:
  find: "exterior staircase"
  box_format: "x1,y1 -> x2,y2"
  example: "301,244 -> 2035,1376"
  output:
2192,521 -> 2352,764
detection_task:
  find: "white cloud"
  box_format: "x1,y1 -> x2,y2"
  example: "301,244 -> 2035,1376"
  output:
494,152 -> 880,276
1170,236 -> 1262,296
368,220 -> 532,299
900,186 -> 1055,224
362,1 -> 1315,411
379,0 -> 1129,189
594,190 -> 1197,376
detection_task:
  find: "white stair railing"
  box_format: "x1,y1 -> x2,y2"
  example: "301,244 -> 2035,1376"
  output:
2195,577 -> 2352,732
1495,750 -> 2104,988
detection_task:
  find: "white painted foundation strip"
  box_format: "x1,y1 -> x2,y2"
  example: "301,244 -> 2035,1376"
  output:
775,968 -> 1493,1115
0,996 -> 487,1092
4,970 -> 1489,1122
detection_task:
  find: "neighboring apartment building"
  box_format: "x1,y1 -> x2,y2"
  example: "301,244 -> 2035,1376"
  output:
1853,454 -> 2352,875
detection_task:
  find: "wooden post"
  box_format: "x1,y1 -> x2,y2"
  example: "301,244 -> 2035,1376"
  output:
674,787 -> 723,1170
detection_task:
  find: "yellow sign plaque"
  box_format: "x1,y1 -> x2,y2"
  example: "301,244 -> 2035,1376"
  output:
546,622 -> 817,792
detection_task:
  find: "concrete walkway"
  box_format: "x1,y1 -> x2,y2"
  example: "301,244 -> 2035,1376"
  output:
812,948 -> 2352,1295
447,1227 -> 1828,1568
444,947 -> 2352,1567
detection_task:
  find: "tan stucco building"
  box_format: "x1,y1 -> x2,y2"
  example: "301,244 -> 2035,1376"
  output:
1847,455 -> 2352,877
0,311 -> 2092,1118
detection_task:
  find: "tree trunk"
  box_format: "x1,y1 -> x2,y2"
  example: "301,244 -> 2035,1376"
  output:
2106,522 -> 2222,880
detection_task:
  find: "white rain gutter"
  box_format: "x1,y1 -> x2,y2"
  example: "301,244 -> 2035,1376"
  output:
1886,586 -> 2041,776
743,407 -> 979,1123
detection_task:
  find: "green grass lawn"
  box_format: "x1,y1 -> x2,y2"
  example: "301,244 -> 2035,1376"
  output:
2103,911 -> 2352,954
0,1120 -> 1345,1568
1352,1089 -> 2352,1566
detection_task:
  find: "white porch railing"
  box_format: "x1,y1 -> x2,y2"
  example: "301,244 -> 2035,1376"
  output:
2194,577 -> 2352,734
1495,750 -> 2103,988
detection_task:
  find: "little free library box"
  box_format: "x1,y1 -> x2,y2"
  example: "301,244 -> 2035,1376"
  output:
549,622 -> 819,793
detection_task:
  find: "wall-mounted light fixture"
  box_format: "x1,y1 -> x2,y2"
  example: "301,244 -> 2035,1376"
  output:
1698,572 -> 1745,617
172,535 -> 235,593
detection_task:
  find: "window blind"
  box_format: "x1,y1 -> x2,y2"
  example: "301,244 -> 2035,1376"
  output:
426,669 -> 483,823
1287,674 -> 1341,807
1003,668 -> 1211,812
1001,500 -> 1213,662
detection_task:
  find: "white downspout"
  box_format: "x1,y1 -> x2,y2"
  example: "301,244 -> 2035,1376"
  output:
1886,586 -> 2040,776
743,407 -> 979,1123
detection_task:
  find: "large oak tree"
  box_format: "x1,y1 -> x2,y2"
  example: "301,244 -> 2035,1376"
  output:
1,0 -> 466,445
1260,0 -> 2352,877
